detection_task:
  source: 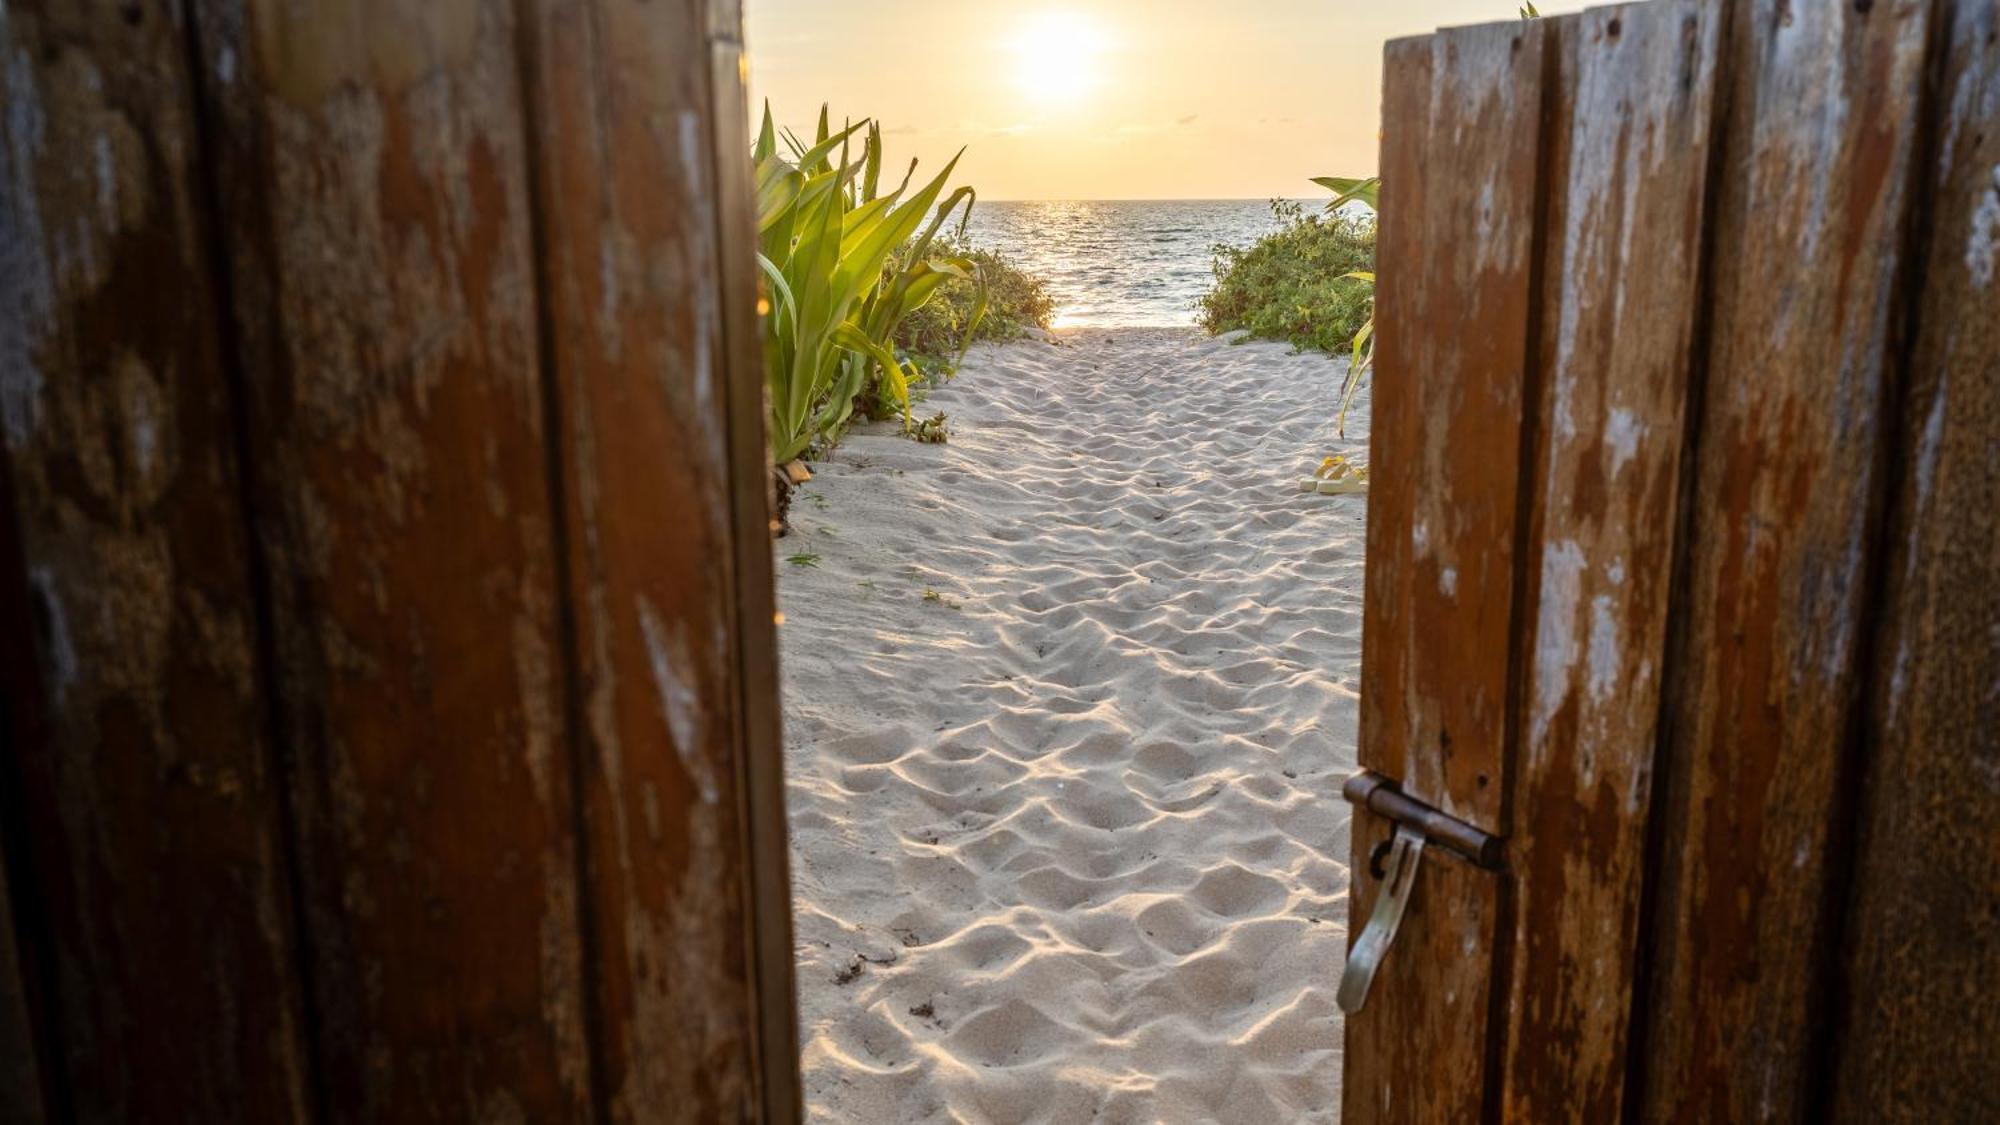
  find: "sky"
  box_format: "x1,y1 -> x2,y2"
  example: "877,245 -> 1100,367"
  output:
744,0 -> 1589,201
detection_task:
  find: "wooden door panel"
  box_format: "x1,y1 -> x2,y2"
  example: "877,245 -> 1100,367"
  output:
706,0 -> 808,1114
1348,19 -> 1547,1122
1637,2 -> 1936,1118
1361,16 -> 1548,845
0,4 -> 313,1119
1832,1 -> 2000,1117
1,0 -> 793,1120
1351,2 -> 1994,1121
516,0 -> 787,1115
189,2 -> 597,1117
1501,4 -> 1721,1120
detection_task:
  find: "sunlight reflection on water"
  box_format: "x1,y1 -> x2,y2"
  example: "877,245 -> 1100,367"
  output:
961,199 -> 1307,328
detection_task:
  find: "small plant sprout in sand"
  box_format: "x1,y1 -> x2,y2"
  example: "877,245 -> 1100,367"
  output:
921,588 -> 963,610
1307,176 -> 1381,439
786,553 -> 822,568
911,412 -> 951,444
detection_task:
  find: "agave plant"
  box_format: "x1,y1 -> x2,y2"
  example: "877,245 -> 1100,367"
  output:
830,124 -> 990,433
753,105 -> 989,466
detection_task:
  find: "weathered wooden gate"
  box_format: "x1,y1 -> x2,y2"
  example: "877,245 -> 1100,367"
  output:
0,1 -> 798,1121
1345,0 -> 1997,1120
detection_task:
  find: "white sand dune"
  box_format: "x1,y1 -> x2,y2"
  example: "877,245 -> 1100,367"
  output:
775,327 -> 1368,1124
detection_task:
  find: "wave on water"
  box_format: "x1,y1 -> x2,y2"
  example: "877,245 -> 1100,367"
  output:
960,199 -> 1309,329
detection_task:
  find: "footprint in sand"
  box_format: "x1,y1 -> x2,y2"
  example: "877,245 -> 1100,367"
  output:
777,329 -> 1364,1122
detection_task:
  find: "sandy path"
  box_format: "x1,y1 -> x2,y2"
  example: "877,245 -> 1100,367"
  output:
775,328 -> 1368,1124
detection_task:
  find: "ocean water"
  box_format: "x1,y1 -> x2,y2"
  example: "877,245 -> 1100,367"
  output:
960,199 -> 1307,329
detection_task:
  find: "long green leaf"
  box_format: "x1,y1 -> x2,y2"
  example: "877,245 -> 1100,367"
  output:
1312,175 -> 1380,212
757,252 -> 796,329
1336,314 -> 1374,436
757,101 -> 780,162
757,105 -> 990,461
794,120 -> 866,179
862,121 -> 883,202
832,321 -> 914,428
833,151 -> 964,305
755,156 -> 803,233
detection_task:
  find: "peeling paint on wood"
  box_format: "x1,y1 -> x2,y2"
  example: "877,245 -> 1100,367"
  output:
1349,17 -> 1547,1123
191,0 -> 591,1118
1638,1 -> 1936,1120
0,2 -> 312,1119
637,598 -> 721,807
3,0 -> 788,1119
515,0 -> 769,1117
1968,163 -> 1998,287
1832,2 -> 2000,1118
1360,16 -> 1547,840
1500,4 -> 1721,1120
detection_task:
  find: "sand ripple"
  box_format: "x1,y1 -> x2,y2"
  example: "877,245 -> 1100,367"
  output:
778,328 -> 1367,1124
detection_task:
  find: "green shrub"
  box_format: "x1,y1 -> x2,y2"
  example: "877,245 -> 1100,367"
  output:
851,237 -> 1055,423
1198,199 -> 1375,356
895,236 -> 1054,362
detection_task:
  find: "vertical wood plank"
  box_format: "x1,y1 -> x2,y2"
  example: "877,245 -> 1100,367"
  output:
1639,1 -> 1936,1119
1499,4 -> 1721,1121
1360,19 -> 1548,837
0,3 -> 312,1119
515,0 -> 789,1117
185,1 -> 592,1118
1832,1 -> 2000,1118
708,0 -> 806,1118
1348,19 -> 1546,1124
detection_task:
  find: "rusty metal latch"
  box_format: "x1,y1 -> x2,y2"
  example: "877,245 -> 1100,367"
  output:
1336,771 -> 1502,1014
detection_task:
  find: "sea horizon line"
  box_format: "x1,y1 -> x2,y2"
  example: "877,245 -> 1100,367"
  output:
975,196 -> 1326,205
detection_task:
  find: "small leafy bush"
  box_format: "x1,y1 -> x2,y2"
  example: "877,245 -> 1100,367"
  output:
910,412 -> 951,444
1198,199 -> 1376,357
852,237 -> 1054,424
895,236 -> 1055,363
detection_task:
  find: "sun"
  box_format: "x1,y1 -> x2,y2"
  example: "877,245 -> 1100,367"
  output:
1013,11 -> 1110,107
